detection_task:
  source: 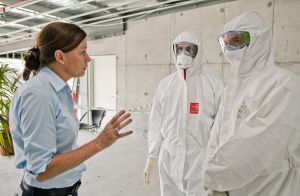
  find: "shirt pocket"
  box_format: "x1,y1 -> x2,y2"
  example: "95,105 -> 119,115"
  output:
55,105 -> 78,151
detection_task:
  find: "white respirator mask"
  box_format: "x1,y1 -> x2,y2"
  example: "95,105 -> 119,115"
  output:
224,46 -> 247,68
175,42 -> 197,69
176,53 -> 194,69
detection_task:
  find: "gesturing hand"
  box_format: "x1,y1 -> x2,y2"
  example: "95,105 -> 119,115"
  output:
94,110 -> 133,150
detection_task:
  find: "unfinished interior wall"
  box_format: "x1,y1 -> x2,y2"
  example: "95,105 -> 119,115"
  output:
88,0 -> 300,135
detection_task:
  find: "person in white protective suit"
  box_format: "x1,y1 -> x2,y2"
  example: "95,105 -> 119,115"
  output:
143,31 -> 223,196
202,11 -> 300,196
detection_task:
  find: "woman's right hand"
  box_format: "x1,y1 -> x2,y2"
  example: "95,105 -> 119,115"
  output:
94,110 -> 133,150
36,110 -> 132,182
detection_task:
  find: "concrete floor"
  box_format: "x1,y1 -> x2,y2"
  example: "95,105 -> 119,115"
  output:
0,131 -> 161,196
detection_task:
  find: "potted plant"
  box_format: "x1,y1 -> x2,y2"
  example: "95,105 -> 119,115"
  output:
0,63 -> 20,156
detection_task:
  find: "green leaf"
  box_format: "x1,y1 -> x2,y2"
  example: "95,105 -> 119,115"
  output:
0,63 -> 20,152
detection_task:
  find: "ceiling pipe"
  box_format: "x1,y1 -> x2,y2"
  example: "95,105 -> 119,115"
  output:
82,0 -> 213,26
0,0 -> 181,39
77,0 -> 186,24
0,0 -> 44,14
0,0 -> 144,37
0,0 -> 95,28
0,0 -> 212,44
0,0 -> 233,44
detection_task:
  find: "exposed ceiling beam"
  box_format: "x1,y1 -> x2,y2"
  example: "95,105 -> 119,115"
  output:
0,0 -> 44,14
0,39 -> 34,55
0,0 -> 96,28
82,0 -> 225,26
0,0 -> 185,42
0,0 -> 239,55
0,0 -> 143,39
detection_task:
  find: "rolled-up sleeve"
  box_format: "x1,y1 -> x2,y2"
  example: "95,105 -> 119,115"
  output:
18,88 -> 58,178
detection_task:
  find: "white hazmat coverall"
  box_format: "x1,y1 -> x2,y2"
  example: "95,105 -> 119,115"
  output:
202,11 -> 300,196
145,31 -> 223,196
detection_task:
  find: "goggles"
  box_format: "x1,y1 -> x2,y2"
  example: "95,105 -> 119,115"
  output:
218,31 -> 250,51
174,42 -> 198,58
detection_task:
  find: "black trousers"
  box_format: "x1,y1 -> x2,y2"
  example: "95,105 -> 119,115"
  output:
19,179 -> 81,196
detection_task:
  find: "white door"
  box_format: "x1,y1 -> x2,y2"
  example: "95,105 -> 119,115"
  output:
90,55 -> 116,127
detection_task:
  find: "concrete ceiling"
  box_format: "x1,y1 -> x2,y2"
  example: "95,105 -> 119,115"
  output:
0,0 -> 236,56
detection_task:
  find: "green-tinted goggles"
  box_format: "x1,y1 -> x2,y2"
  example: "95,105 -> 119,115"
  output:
218,31 -> 250,51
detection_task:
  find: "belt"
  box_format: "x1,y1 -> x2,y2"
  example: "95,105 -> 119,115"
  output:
20,179 -> 81,196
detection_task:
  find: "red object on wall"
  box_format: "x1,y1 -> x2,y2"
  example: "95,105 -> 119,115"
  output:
72,91 -> 77,103
72,91 -> 77,113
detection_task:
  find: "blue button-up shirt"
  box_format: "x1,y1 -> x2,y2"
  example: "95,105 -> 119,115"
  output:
9,67 -> 86,188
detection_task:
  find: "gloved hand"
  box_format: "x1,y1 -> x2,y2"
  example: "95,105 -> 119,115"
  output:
143,157 -> 156,185
206,189 -> 229,196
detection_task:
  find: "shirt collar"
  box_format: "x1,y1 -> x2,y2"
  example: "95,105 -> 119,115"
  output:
40,66 -> 68,92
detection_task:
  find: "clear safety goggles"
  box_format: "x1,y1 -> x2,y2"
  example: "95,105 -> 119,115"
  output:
174,42 -> 198,58
218,31 -> 250,51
